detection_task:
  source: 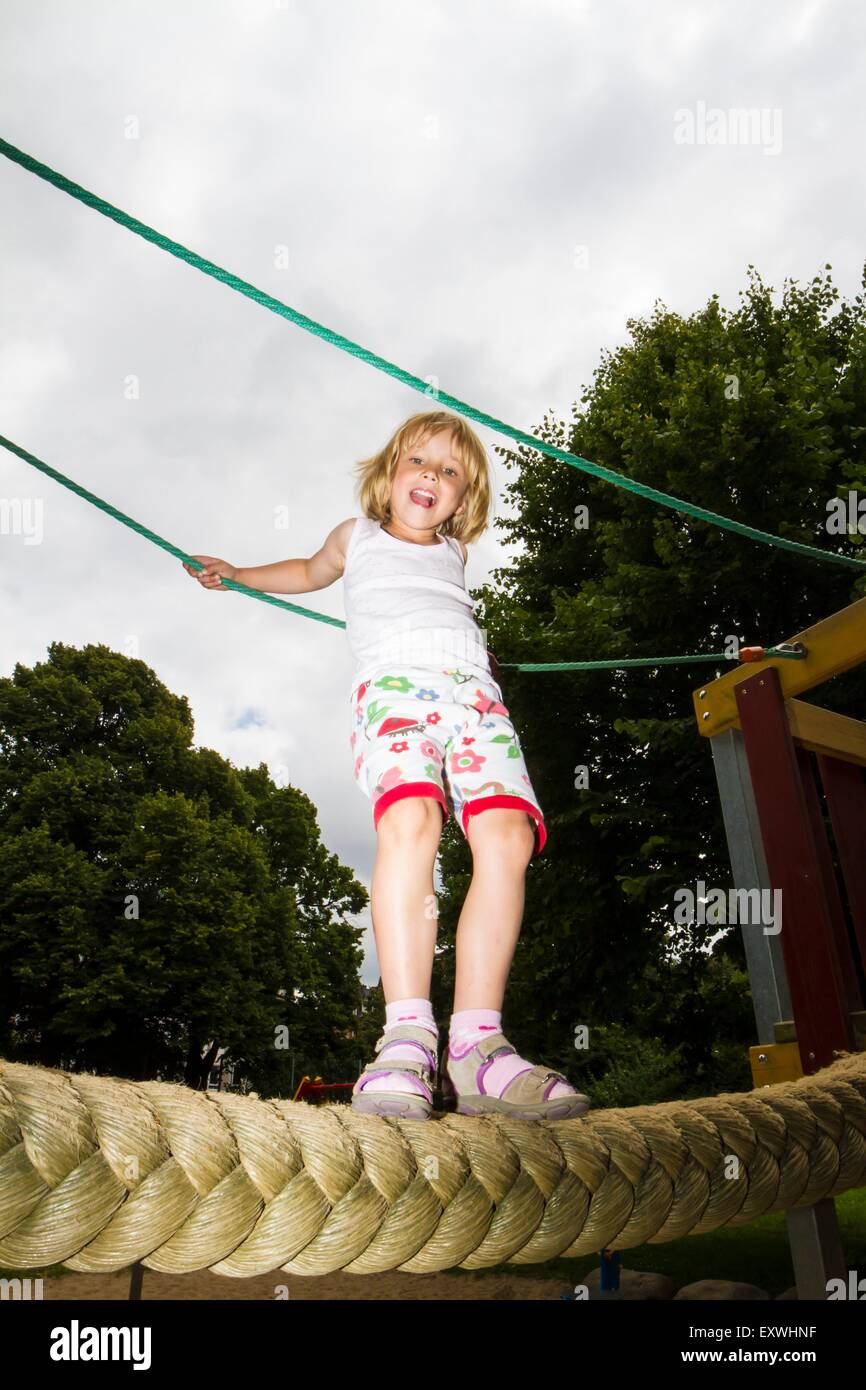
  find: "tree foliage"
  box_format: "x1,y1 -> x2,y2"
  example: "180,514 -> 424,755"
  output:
433,264 -> 866,1099
0,643 -> 368,1092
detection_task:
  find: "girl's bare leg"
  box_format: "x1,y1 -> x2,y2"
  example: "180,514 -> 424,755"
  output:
447,809 -> 580,1107
369,797 -> 443,999
452,810 -> 535,1011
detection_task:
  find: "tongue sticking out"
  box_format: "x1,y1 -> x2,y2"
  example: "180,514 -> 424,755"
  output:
410,490 -> 435,509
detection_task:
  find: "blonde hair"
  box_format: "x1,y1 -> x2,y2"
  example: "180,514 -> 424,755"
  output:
352,410 -> 492,545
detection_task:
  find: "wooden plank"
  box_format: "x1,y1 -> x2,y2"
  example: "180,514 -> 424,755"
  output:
786,700 -> 866,768
693,595 -> 866,737
695,696 -> 866,766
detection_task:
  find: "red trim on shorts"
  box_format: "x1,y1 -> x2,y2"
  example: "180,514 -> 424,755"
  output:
373,781 -> 449,828
461,795 -> 547,858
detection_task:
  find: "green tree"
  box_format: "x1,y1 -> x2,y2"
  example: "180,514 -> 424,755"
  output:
434,263 -> 866,1100
0,642 -> 367,1093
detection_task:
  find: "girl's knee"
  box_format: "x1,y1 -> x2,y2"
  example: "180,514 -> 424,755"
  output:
467,807 -> 537,860
376,795 -> 444,843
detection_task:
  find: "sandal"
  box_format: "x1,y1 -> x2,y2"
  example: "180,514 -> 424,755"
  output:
351,1023 -> 439,1120
441,1031 -> 591,1120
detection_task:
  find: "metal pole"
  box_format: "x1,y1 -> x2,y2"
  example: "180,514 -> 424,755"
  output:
710,727 -> 791,1039
709,725 -> 846,1300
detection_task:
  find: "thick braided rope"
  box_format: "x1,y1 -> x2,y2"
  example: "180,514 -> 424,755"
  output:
1,1053 -> 864,1276
2,136 -> 864,575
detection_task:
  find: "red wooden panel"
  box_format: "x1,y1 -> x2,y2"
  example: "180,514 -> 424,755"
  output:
735,668 -> 855,1070
817,754 -> 866,983
796,746 -> 863,1012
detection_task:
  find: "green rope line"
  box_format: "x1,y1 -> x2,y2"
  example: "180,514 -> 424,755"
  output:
0,433 -> 807,673
0,435 -> 344,629
2,135 -> 864,575
499,647 -> 805,671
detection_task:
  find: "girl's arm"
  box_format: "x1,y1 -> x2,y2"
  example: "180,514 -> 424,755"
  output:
236,517 -> 356,594
304,516 -> 356,591
185,519 -> 356,595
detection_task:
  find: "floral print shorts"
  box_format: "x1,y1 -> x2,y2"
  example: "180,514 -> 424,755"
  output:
349,665 -> 547,857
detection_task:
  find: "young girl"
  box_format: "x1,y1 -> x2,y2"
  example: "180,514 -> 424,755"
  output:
184,409 -> 589,1122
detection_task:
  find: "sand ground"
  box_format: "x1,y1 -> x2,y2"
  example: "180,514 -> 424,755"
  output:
40,1267 -> 571,1301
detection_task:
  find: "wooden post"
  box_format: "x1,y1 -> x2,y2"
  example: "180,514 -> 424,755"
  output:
734,667 -> 856,1070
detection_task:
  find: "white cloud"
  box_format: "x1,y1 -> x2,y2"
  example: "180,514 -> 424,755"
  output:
1,0 -> 862,989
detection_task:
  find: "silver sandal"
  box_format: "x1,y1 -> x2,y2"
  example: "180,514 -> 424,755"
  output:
351,1023 -> 438,1120
441,1032 -> 591,1119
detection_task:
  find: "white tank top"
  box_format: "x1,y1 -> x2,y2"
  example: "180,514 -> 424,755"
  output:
342,515 -> 493,690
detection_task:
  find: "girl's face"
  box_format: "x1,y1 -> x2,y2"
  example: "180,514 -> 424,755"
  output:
388,429 -> 468,537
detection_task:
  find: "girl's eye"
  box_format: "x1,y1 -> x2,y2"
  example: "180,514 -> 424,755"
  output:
412,456 -> 456,476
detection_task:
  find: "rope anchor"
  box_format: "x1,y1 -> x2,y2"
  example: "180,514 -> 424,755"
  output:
739,641 -> 807,663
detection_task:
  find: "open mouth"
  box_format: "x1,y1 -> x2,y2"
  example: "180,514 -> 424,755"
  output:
409,489 -> 437,509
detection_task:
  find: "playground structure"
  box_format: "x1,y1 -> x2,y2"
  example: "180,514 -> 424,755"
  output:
693,590 -> 866,1298
292,1076 -> 353,1104
1,594 -> 865,1297
1,135 -> 865,1298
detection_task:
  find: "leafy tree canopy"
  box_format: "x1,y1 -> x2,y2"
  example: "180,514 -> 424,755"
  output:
433,263 -> 866,1100
0,642 -> 368,1092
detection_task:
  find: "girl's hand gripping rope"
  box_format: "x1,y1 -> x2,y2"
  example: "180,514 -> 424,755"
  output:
183,554 -> 238,590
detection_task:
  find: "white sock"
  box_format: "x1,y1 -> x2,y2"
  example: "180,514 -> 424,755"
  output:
359,997 -> 438,1093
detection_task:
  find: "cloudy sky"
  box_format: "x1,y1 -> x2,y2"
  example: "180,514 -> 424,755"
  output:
1,0 -> 862,984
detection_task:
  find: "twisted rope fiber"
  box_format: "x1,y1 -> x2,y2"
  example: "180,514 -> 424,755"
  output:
1,135 -> 863,583
1,1054 -> 864,1277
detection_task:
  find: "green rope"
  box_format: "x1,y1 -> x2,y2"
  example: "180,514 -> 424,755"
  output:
0,435 -> 344,629
1,136 -> 863,575
0,433 -> 807,673
499,647 -> 804,671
